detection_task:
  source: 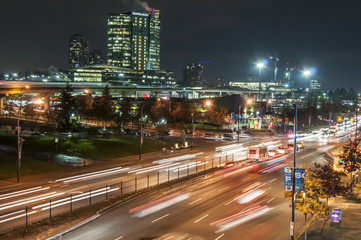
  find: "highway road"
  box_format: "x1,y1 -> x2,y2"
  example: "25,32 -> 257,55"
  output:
0,128 -> 353,237
58,134 -> 345,240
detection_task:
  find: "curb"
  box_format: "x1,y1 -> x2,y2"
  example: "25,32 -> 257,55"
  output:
42,213 -> 100,240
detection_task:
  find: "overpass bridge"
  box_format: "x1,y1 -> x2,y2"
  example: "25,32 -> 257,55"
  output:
0,81 -> 259,113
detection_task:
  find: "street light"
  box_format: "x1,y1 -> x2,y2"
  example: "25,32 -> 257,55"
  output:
205,100 -> 212,107
257,62 -> 265,102
139,105 -> 144,161
303,70 -> 312,129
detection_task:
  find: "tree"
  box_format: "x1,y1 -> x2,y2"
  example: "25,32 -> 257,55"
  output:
58,84 -> 75,129
207,107 -> 228,124
113,98 -> 134,131
23,103 -> 35,120
284,166 -> 331,238
339,141 -> 361,192
93,86 -> 113,127
312,163 -> 348,202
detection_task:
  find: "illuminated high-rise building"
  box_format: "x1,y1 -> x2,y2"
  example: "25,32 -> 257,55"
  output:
183,62 -> 205,87
68,34 -> 89,69
107,10 -> 161,71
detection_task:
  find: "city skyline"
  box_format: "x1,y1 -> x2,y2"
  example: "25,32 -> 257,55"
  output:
1,0 -> 361,90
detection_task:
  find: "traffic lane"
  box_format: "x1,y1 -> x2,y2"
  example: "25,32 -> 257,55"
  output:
61,162 -> 292,240
60,166 -> 262,239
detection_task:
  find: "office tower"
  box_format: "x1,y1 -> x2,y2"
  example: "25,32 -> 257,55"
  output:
68,34 -> 89,69
183,62 -> 205,87
310,79 -> 321,91
107,10 -> 161,71
89,50 -> 105,65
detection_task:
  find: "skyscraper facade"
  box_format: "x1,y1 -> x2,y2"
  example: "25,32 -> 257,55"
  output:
89,49 -> 105,65
183,62 -> 205,87
107,10 -> 160,71
69,34 -> 89,69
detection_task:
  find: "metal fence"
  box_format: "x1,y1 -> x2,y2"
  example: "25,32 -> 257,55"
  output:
0,154 -> 238,232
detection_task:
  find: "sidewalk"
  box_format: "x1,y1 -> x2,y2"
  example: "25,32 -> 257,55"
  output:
297,184 -> 361,240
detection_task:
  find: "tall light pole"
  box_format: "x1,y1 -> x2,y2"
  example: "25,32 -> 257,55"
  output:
17,96 -> 25,182
191,109 -> 195,150
139,105 -> 144,161
237,105 -> 241,143
291,103 -> 298,240
257,62 -> 265,102
303,70 -> 312,129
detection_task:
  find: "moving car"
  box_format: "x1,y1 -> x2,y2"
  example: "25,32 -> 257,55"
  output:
218,161 -> 235,168
277,146 -> 286,154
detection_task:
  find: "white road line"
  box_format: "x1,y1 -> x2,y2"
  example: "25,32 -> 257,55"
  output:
300,152 -> 316,159
189,198 -> 203,205
269,178 -> 277,183
242,177 -> 251,181
114,236 -> 123,240
225,199 -> 235,206
215,233 -> 225,240
151,214 -> 170,223
194,214 -> 208,223
267,197 -> 275,203
218,186 -> 229,192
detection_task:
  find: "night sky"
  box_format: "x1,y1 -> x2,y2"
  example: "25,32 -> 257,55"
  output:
1,0 -> 361,90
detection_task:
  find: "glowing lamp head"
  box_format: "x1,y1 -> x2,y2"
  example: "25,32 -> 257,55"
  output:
247,99 -> 252,104
257,62 -> 264,69
303,70 -> 311,77
206,100 -> 211,107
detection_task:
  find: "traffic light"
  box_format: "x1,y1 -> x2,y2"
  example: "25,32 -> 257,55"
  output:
337,116 -> 342,122
285,118 -> 289,124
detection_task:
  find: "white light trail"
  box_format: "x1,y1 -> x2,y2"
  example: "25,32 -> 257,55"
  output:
0,186 -> 49,201
55,167 -> 129,183
0,192 -> 64,211
0,210 -> 37,224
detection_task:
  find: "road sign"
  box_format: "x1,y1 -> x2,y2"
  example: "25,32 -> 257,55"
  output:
331,208 -> 341,223
283,167 -> 292,192
290,221 -> 294,236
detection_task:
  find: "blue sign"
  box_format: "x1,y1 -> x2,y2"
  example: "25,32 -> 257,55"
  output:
295,168 -> 306,193
283,167 -> 306,193
283,167 -> 293,192
331,209 -> 341,223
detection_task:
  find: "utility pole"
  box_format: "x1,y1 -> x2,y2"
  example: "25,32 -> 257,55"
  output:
291,104 -> 298,240
191,109 -> 195,150
355,107 -> 359,143
139,105 -> 144,161
237,106 -> 241,143
17,97 -> 25,183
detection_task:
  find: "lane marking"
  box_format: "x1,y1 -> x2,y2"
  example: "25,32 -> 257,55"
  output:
215,233 -> 225,240
152,213 -> 170,223
189,198 -> 203,205
115,236 -> 123,240
269,178 -> 277,183
194,214 -> 208,223
225,199 -> 235,206
300,152 -> 317,159
267,197 -> 275,203
218,186 -> 229,192
242,177 -> 251,181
